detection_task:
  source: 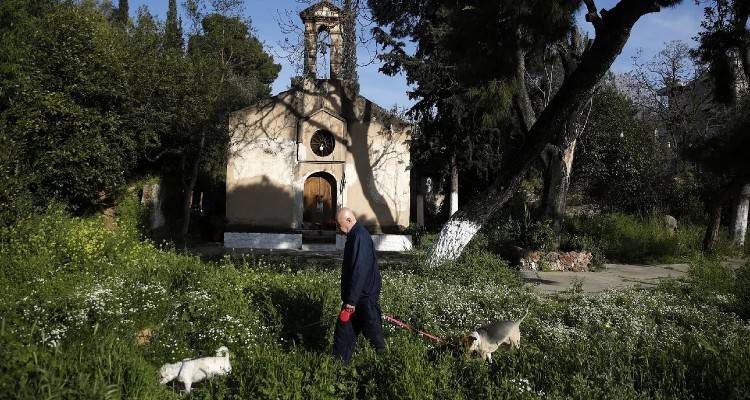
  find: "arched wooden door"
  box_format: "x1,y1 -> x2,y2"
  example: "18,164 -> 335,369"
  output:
303,172 -> 337,228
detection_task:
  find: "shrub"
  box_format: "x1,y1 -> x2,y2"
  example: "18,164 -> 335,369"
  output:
734,261 -> 750,318
564,213 -> 719,264
686,256 -> 735,301
559,233 -> 606,269
408,249 -> 522,287
0,329 -> 173,399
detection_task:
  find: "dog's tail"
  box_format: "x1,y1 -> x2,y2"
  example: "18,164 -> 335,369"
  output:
518,308 -> 530,324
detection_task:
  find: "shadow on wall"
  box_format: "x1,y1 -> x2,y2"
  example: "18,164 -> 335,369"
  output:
345,96 -> 397,229
226,176 -> 296,232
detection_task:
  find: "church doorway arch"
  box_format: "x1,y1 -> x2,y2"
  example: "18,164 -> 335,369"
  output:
303,172 -> 337,229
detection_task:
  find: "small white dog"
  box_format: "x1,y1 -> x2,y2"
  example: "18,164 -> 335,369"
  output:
460,310 -> 529,364
159,346 -> 232,393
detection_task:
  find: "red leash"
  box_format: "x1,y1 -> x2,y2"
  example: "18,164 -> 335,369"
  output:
382,315 -> 444,343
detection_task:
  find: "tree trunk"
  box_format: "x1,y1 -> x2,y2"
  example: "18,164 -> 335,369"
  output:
179,134 -> 205,239
542,138 -> 577,242
428,0 -> 665,265
700,180 -> 746,253
731,184 -> 750,246
514,47 -> 536,133
449,154 -> 458,216
703,204 -> 722,253
540,25 -> 586,247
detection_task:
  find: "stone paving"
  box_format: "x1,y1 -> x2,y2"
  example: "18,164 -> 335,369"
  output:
521,263 -> 690,294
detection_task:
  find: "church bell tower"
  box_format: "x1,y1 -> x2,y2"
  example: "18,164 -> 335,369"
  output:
300,1 -> 344,80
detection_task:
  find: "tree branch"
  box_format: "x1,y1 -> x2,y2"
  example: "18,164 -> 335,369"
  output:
583,0 -> 603,33
144,148 -> 183,163
732,2 -> 750,82
514,45 -> 536,133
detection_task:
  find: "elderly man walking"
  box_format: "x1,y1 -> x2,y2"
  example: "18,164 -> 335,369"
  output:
332,207 -> 386,364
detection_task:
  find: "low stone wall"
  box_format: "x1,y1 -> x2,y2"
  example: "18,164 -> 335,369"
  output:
223,232 -> 302,250
337,234 -> 413,251
224,232 -> 411,251
372,235 -> 413,251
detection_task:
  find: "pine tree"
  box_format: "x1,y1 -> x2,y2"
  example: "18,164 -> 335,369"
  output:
165,0 -> 183,51
115,0 -> 128,25
341,0 -> 358,82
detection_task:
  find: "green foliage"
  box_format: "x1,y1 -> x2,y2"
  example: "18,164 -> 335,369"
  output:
693,0 -> 748,105
566,213 -> 686,263
471,182 -> 559,254
0,1 -> 137,212
1,208 -> 750,398
164,0 -> 183,51
735,262 -> 750,318
686,256 -> 735,301
114,0 -> 129,25
0,331 -> 174,399
688,97 -> 750,185
410,248 -> 522,287
0,0 -> 280,233
663,169 -> 706,224
564,213 -> 741,264
573,86 -> 668,214
113,178 -> 159,235
370,0 -> 580,190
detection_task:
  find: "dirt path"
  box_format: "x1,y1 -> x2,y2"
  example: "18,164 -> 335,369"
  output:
521,263 -> 690,294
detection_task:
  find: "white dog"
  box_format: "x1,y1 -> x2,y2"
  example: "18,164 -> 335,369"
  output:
460,310 -> 529,364
159,346 -> 232,393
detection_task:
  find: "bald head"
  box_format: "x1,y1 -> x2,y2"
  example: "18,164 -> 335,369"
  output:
336,207 -> 357,234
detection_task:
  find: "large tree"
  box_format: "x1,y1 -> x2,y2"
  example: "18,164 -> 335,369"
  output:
369,0 -> 684,264
115,0 -> 128,25
371,0 -> 578,226
164,0 -> 183,51
0,0 -> 281,240
150,12 -> 279,239
692,0 -> 749,252
0,0 -> 137,215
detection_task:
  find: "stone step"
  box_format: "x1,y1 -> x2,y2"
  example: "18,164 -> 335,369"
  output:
300,243 -> 338,252
300,229 -> 337,244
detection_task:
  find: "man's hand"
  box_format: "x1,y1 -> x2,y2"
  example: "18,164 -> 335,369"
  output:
339,304 -> 356,323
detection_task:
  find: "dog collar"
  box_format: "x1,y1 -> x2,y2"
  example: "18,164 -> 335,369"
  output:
177,359 -> 191,377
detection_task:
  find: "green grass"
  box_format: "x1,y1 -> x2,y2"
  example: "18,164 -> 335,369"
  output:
565,213 -> 743,264
1,206 -> 749,399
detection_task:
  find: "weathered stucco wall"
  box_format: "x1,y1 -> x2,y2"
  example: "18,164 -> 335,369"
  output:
226,93 -> 298,229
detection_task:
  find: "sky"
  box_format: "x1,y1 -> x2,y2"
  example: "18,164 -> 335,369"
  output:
129,0 -> 706,110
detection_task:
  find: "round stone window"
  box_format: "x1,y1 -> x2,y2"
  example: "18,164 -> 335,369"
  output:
310,130 -> 335,157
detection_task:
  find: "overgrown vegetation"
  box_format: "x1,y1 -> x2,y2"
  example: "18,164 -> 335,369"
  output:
565,213 -> 742,264
456,205 -> 743,267
1,202 -> 749,399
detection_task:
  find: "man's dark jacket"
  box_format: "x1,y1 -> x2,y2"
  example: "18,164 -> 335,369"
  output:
341,222 -> 381,305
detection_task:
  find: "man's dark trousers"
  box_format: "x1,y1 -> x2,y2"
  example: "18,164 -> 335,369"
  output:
332,297 -> 386,364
